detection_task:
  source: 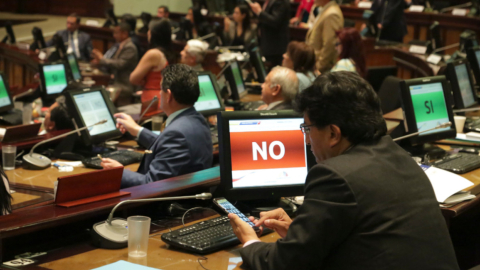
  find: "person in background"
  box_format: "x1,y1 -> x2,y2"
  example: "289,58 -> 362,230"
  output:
370,0 -> 407,42
0,168 -> 12,216
282,41 -> 317,92
102,64 -> 213,188
130,19 -> 170,105
180,40 -> 209,71
331,28 -> 367,78
223,4 -> 256,47
43,99 -> 74,133
92,22 -> 139,106
290,0 -> 315,25
157,5 -> 179,29
46,13 -> 93,61
305,0 -> 343,73
121,14 -> 145,59
257,66 -> 299,110
249,0 -> 291,67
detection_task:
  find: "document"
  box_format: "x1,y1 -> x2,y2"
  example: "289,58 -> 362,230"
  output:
92,260 -> 162,270
420,164 -> 474,203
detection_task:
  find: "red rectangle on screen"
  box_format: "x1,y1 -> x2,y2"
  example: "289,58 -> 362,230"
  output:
230,130 -> 306,171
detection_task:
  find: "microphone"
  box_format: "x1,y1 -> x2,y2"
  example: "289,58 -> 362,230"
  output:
440,2 -> 472,13
137,96 -> 158,124
454,107 -> 480,113
216,60 -> 233,80
214,45 -> 244,51
91,192 -> 212,249
22,119 -> 108,170
431,43 -> 460,54
196,32 -> 216,41
393,122 -> 452,142
12,88 -> 35,102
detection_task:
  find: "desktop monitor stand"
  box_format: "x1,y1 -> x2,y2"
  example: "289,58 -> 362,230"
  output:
53,134 -> 116,160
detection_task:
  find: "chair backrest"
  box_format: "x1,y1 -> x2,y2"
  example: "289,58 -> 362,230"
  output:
378,76 -> 402,114
366,66 -> 398,93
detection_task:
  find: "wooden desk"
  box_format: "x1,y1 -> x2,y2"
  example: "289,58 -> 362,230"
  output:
37,216 -> 281,270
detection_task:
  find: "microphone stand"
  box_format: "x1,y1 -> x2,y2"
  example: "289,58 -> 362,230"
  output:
393,122 -> 452,142
137,96 -> 158,124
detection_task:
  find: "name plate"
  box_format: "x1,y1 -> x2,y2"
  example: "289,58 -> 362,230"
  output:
85,20 -> 100,27
427,54 -> 442,65
409,5 -> 425,12
358,1 -> 373,8
409,45 -> 428,55
452,8 -> 468,16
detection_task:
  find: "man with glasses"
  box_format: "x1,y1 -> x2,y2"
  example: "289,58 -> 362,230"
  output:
228,71 -> 459,270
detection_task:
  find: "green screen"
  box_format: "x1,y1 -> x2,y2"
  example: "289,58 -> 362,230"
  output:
68,54 -> 81,81
231,62 -> 245,95
0,76 -> 11,107
410,82 -> 450,135
43,64 -> 67,94
195,74 -> 221,112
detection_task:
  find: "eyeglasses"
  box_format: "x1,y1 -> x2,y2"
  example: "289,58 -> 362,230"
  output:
300,123 -> 314,135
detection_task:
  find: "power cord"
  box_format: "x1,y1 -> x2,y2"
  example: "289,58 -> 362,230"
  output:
197,255 -> 210,270
181,207 -> 219,227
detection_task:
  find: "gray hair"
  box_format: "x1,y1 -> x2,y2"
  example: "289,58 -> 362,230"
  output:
186,40 -> 209,63
269,66 -> 299,102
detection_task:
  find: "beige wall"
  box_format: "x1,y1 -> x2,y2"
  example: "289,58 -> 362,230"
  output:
114,0 -> 190,16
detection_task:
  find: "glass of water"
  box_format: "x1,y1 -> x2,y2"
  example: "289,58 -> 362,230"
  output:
151,115 -> 163,132
2,145 -> 16,170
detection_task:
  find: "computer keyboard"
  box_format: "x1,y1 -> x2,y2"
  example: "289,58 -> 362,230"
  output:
82,150 -> 144,169
464,118 -> 480,132
432,153 -> 480,174
161,215 -> 273,254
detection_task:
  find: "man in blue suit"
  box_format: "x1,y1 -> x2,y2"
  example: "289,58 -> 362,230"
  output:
46,13 -> 93,61
101,64 -> 213,188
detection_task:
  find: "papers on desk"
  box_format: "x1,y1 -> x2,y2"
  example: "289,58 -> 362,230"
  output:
455,133 -> 480,143
92,260 -> 162,270
420,164 -> 474,203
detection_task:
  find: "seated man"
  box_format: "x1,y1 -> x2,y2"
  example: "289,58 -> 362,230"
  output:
180,40 -> 209,72
92,22 -> 139,106
257,66 -> 298,110
121,14 -> 145,59
46,13 -> 93,61
44,98 -> 75,133
157,5 -> 179,29
101,64 -> 213,188
228,71 -> 459,270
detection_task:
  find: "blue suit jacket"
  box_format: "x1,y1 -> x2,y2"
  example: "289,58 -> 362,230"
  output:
121,107 -> 213,188
47,29 -> 93,61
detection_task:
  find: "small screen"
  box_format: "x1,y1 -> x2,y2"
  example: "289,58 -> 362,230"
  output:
228,118 -> 308,188
254,50 -> 267,79
195,75 -> 222,112
409,82 -> 450,135
231,61 -> 246,96
476,50 -> 480,70
67,54 -> 81,81
43,64 -> 67,94
73,91 -> 117,136
0,75 -> 11,108
455,64 -> 475,108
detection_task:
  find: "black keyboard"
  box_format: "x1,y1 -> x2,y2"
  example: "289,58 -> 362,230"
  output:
82,150 -> 144,169
433,153 -> 480,174
464,118 -> 480,132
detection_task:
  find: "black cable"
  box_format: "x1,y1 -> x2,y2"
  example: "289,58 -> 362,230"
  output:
197,255 -> 210,270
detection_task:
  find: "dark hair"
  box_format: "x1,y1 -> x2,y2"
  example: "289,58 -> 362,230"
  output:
117,22 -> 131,33
51,104 -> 74,130
0,168 -> 12,215
286,41 -> 316,74
158,5 -> 169,13
192,8 -> 206,30
68,13 -> 81,24
121,14 -> 137,31
295,71 -> 387,144
149,19 -> 172,51
161,64 -> 200,106
236,4 -> 251,32
337,28 -> 367,78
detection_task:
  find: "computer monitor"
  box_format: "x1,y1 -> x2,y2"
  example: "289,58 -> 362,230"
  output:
444,59 -> 477,109
0,73 -> 14,113
39,62 -> 68,98
224,60 -> 247,101
216,110 -> 316,201
67,53 -> 82,82
195,71 -> 224,116
249,46 -> 267,83
399,76 -> 456,146
467,47 -> 480,86
64,87 -> 122,146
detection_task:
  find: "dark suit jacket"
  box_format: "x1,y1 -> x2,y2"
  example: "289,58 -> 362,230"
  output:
371,0 -> 407,42
240,136 -> 459,270
257,0 -> 291,56
121,108 -> 213,188
268,101 -> 292,110
47,29 -> 93,61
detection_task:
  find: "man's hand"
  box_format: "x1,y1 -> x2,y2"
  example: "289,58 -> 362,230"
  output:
253,208 -> 292,238
100,158 -> 123,169
228,213 -> 261,244
249,2 -> 262,15
114,113 -> 141,136
91,49 -> 103,61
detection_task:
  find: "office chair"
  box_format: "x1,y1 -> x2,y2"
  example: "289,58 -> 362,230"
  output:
366,66 -> 398,93
377,76 -> 402,114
